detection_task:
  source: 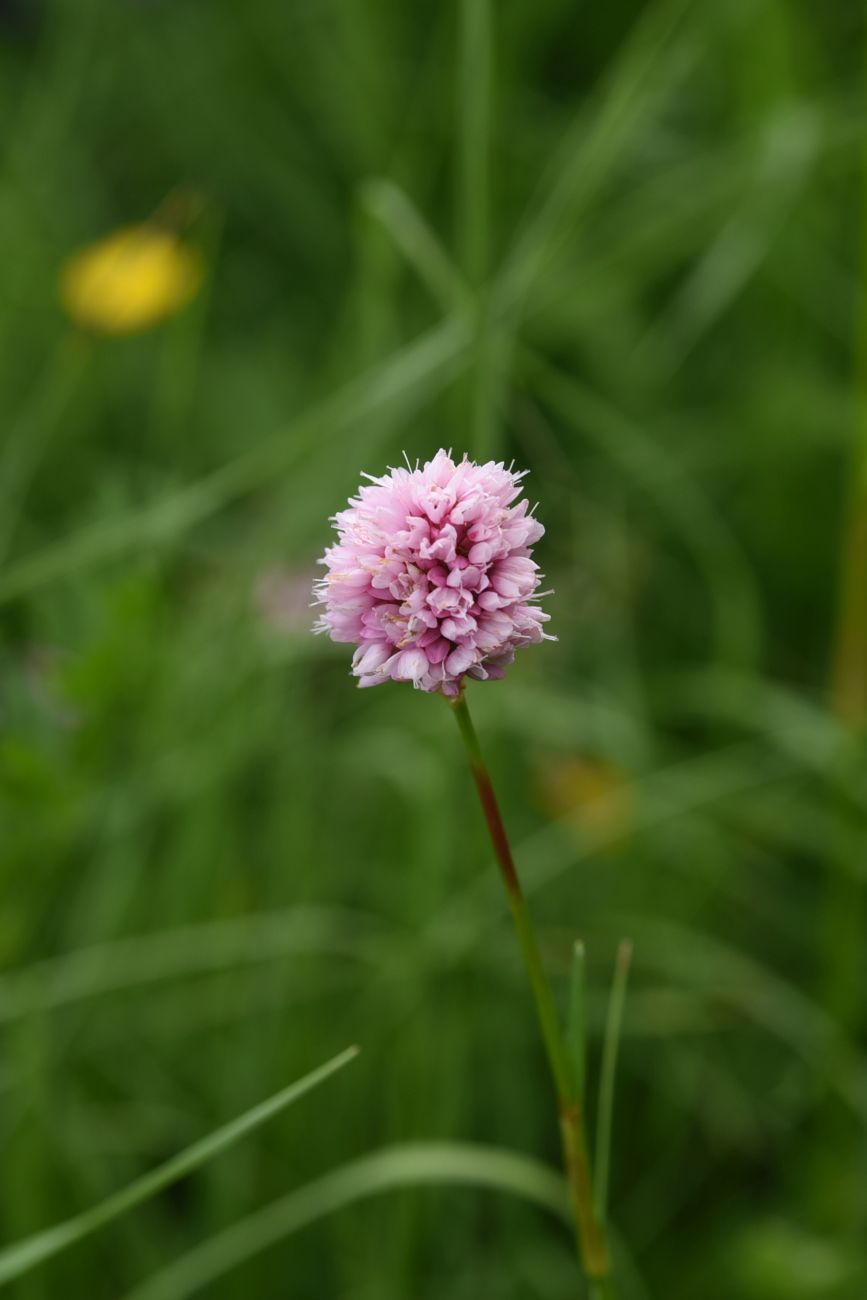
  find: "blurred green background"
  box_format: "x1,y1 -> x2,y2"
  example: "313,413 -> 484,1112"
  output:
1,0 -> 866,1296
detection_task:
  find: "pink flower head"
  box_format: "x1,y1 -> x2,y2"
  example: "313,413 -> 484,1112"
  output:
313,450 -> 553,695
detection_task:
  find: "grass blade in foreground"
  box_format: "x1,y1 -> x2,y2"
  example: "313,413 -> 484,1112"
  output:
0,1046 -> 359,1289
124,1142 -> 571,1300
567,939 -> 588,1103
594,941 -> 633,1221
0,907 -> 384,1024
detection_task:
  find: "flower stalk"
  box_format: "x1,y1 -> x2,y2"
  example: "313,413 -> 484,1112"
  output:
448,690 -> 614,1291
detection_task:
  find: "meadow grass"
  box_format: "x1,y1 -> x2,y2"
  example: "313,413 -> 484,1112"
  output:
1,0 -> 866,1296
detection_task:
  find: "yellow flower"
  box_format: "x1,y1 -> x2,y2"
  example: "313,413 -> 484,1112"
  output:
60,224 -> 202,334
536,755 -> 633,849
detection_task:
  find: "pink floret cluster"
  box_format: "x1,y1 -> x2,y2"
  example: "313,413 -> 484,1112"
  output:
313,450 -> 553,695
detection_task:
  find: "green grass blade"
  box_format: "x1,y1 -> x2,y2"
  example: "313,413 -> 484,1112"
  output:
663,668 -> 867,822
634,105 -> 818,382
0,908 -> 386,1025
0,333 -> 89,567
361,178 -> 468,315
457,0 -> 491,290
124,1142 -> 571,1300
524,351 -> 763,671
566,939 -> 587,1102
457,0 -> 499,462
497,0 -> 696,316
622,916 -> 867,1122
0,317 -> 469,607
594,941 -> 633,1221
0,1047 -> 359,1288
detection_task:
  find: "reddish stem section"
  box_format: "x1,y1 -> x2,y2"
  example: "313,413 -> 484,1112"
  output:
468,761 -> 522,896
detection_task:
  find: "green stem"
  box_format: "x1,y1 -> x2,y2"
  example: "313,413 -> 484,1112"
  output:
823,51 -> 867,1030
448,691 -> 614,1288
814,28 -> 867,1227
831,5 -> 867,740
457,0 -> 499,462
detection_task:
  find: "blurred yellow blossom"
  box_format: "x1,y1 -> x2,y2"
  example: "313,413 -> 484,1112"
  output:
60,224 -> 202,334
536,755 -> 633,849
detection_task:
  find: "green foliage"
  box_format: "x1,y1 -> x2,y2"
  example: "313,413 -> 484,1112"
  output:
0,1048 -> 359,1287
0,0 -> 865,1296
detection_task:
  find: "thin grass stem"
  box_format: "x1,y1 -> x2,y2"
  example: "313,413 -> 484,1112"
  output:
567,939 -> 588,1103
594,940 -> 633,1221
457,0 -> 498,461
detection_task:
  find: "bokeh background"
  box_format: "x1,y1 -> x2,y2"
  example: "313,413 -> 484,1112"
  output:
2,0 -> 866,1296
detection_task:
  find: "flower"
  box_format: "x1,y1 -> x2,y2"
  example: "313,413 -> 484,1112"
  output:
536,755 -> 633,850
60,224 -> 202,335
313,450 -> 553,695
